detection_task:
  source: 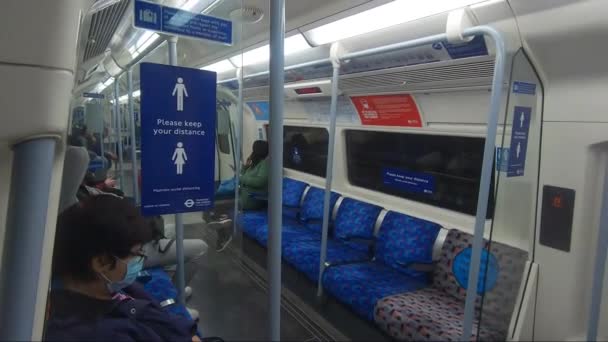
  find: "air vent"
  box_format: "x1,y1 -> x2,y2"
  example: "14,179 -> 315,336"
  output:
339,57 -> 495,93
83,0 -> 129,61
242,86 -> 269,100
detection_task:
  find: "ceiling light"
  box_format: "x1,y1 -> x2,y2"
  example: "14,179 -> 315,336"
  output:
284,79 -> 331,89
117,90 -> 141,103
201,59 -> 235,73
229,34 -> 311,67
305,0 -> 489,46
94,77 -> 114,93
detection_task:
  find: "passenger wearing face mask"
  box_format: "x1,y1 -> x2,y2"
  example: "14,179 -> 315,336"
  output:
45,195 -> 203,342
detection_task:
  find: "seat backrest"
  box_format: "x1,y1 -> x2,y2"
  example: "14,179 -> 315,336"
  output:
432,229 -> 528,331
282,177 -> 307,208
298,187 -> 340,233
375,211 -> 440,281
59,146 -> 90,213
333,198 -> 382,241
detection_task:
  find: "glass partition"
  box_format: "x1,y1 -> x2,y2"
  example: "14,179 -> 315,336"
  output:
476,49 -> 539,340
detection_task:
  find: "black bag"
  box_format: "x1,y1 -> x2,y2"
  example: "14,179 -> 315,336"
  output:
146,215 -> 166,241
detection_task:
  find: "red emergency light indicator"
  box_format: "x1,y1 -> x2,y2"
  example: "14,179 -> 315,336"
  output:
294,86 -> 322,95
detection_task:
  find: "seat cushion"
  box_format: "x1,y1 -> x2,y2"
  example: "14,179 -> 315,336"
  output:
283,178 -> 308,207
140,267 -> 193,321
283,240 -> 370,282
374,288 -> 505,341
254,221 -> 318,247
333,198 -> 382,240
322,262 -> 427,321
432,229 -> 528,333
239,211 -> 268,238
375,211 -> 440,281
299,187 -> 340,231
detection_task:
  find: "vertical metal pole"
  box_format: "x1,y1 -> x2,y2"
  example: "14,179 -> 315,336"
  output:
127,69 -> 139,204
587,165 -> 608,341
317,64 -> 340,296
168,36 -> 186,307
0,138 -> 57,341
233,67 -> 243,235
98,99 -> 106,169
460,26 -> 506,341
114,81 -> 125,190
268,0 -> 285,339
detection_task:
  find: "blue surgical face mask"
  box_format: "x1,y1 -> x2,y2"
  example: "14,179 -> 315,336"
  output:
99,255 -> 144,293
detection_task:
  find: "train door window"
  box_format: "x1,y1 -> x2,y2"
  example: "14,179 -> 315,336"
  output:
217,106 -> 231,154
283,126 -> 329,177
345,130 -> 494,217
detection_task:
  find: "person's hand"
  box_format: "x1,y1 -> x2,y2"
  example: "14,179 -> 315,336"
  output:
192,335 -> 201,342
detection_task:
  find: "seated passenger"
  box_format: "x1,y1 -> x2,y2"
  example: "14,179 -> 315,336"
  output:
46,195 -> 201,341
209,140 -> 270,251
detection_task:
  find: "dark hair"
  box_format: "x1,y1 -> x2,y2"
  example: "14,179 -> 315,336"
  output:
52,196 -> 154,281
250,140 -> 269,167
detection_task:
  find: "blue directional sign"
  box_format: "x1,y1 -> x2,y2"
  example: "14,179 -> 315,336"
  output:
83,92 -> 105,99
512,81 -> 536,95
507,106 -> 532,177
134,0 -> 232,45
140,62 -> 217,216
382,168 -> 435,195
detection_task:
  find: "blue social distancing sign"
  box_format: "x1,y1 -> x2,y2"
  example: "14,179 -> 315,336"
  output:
507,106 -> 532,177
140,62 -> 217,216
382,168 -> 435,195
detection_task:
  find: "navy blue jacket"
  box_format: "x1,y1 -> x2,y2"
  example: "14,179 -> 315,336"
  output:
45,283 -> 196,341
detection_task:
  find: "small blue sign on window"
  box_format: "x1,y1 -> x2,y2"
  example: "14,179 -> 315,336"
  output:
134,0 -> 232,45
512,81 -> 536,95
496,147 -> 509,172
140,62 -> 217,216
382,168 -> 435,195
507,106 -> 532,177
83,92 -> 105,99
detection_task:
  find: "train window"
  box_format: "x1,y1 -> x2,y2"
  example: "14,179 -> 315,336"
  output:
217,107 -> 231,154
345,130 -> 494,217
283,126 -> 329,177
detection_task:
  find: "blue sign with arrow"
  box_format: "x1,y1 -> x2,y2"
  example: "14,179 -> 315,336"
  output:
140,62 -> 217,216
134,0 -> 232,45
507,106 -> 532,177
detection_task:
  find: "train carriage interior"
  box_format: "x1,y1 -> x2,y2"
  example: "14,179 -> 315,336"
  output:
1,0 -> 608,341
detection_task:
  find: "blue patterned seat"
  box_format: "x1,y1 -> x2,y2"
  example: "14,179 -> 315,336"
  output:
298,187 -> 340,233
282,177 -> 308,208
322,211 -> 441,321
332,198 -> 382,253
280,198 -> 381,282
239,211 -> 267,238
140,267 -> 193,321
373,229 -> 528,341
239,177 -> 308,240
323,262 -> 427,320
283,239 -> 370,282
253,220 -> 315,246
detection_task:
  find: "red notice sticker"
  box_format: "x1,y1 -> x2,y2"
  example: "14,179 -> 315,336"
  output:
351,94 -> 423,127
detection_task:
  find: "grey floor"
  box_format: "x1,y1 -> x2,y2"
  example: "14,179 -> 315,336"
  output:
184,223 -> 325,341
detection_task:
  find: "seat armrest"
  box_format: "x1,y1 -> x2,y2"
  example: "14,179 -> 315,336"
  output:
323,257 -> 373,270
